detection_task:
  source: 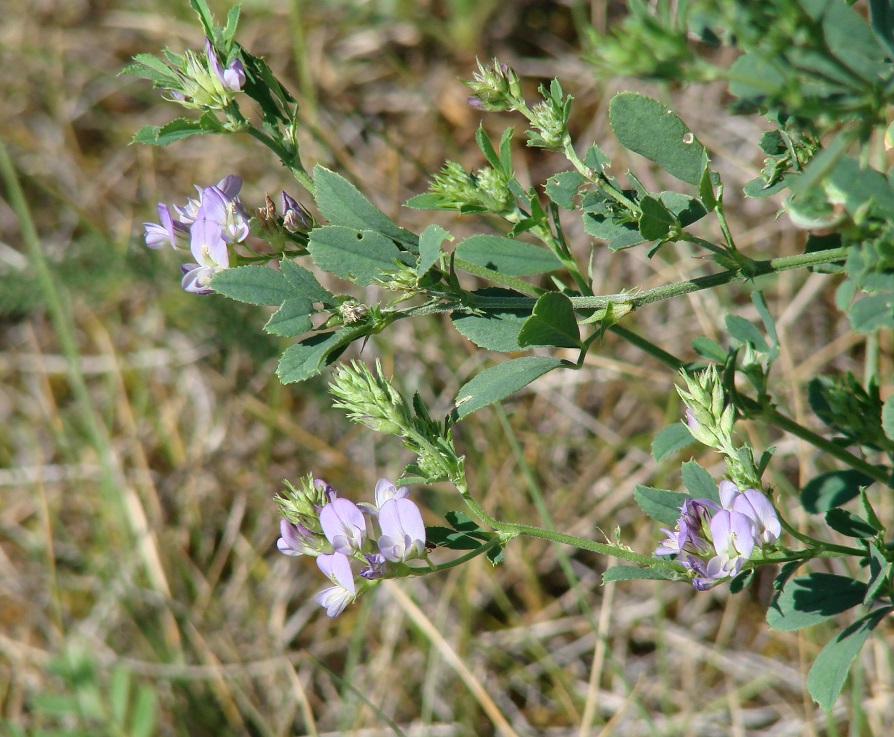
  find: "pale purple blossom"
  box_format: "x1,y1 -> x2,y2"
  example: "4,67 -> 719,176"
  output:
314,553 -> 356,617
375,477 -> 410,509
360,552 -> 387,580
281,190 -> 313,233
180,215 -> 229,294
377,498 -> 426,563
655,498 -> 715,557
704,509 -> 755,581
656,479 -> 781,591
319,497 -> 367,555
205,37 -> 246,92
719,480 -> 781,545
175,176 -> 243,224
277,519 -> 326,557
143,203 -> 188,250
198,184 -> 250,243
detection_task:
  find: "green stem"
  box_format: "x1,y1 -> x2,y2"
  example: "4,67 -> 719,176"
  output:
450,246 -> 849,313
561,134 -> 639,213
760,406 -> 892,487
406,537 -> 503,575
451,473 -> 681,573
242,124 -> 315,195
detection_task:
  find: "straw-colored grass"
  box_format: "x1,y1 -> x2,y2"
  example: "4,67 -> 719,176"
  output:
2,1 -> 891,735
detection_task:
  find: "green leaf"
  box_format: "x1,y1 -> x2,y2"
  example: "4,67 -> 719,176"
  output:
633,485 -> 689,526
426,526 -> 486,550
699,166 -> 718,210
609,92 -> 708,185
122,53 -> 179,86
824,508 -> 879,539
454,235 -> 562,276
725,314 -> 770,353
752,290 -> 779,350
487,545 -> 506,565
744,176 -> 789,198
132,116 -> 224,146
584,214 -> 644,250
418,224 -> 452,277
767,573 -> 868,631
454,356 -> 565,420
658,191 -> 708,226
280,259 -> 334,305
825,157 -> 894,219
189,0 -> 216,38
31,693 -> 82,716
882,397 -> 894,443
638,195 -> 677,240
602,566 -> 674,583
681,461 -> 719,504
475,124 -> 502,171
109,667 -> 130,725
308,226 -> 410,286
800,470 -> 875,513
691,336 -> 727,362
870,0 -> 894,56
405,192 -> 456,210
130,685 -> 158,737
211,265 -> 296,305
729,569 -> 754,594
651,423 -> 696,461
313,166 -> 418,251
222,5 -> 241,46
807,607 -> 892,710
865,543 -> 891,604
517,292 -> 581,348
849,293 -> 894,333
450,289 -> 531,352
264,298 -> 315,337
545,170 -> 585,209
276,327 -> 363,384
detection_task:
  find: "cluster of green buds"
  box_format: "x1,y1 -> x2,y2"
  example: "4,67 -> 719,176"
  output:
166,38 -> 246,110
329,362 -> 458,483
465,58 -> 524,112
426,160 -> 515,215
524,81 -> 572,151
677,366 -> 736,453
275,474 -> 336,555
677,367 -> 766,489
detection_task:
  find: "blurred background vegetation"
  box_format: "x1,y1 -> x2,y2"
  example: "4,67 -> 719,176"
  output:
1,0 -> 891,735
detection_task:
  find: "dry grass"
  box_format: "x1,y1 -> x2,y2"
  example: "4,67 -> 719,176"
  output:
1,1 -> 892,735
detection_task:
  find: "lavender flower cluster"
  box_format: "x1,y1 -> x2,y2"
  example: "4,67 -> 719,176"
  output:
143,175 -> 249,294
277,478 -> 428,617
143,174 -> 312,295
656,481 -> 781,590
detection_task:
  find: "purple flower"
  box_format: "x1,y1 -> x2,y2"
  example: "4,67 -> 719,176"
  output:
277,519 -> 323,557
359,552 -> 387,580
180,214 -> 229,294
197,185 -> 250,244
314,552 -> 356,617
374,477 -> 410,509
175,176 -> 243,224
144,203 -> 188,250
704,509 -> 755,581
719,480 -> 781,545
280,191 -> 312,233
205,37 -> 246,92
654,498 -> 716,557
377,498 -> 426,563
319,498 -> 367,555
